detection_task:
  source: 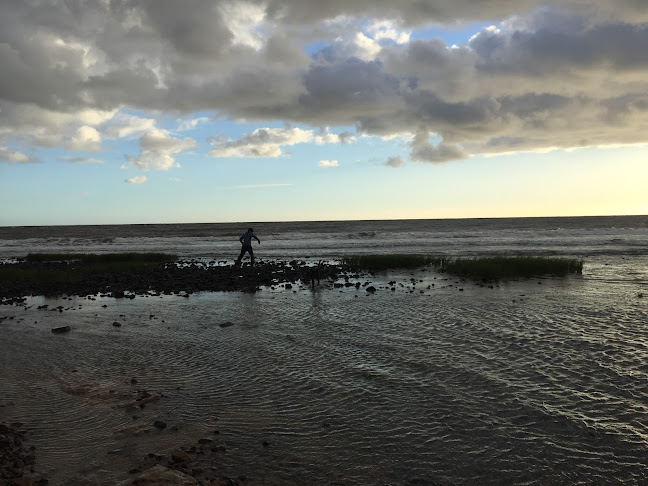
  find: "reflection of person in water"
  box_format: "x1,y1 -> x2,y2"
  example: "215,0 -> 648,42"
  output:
235,227 -> 261,266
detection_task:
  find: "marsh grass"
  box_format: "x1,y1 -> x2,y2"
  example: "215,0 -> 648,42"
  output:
439,256 -> 583,280
1,253 -> 177,285
342,254 -> 443,271
343,254 -> 583,280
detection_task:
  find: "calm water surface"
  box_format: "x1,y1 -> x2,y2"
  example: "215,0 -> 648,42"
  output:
2,264 -> 648,484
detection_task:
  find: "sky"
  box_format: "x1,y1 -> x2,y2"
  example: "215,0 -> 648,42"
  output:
1,0 -> 648,226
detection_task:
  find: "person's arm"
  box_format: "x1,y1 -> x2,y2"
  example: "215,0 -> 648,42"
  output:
239,234 -> 245,244
254,235 -> 261,244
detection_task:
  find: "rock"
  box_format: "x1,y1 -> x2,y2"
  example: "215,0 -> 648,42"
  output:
9,478 -> 34,486
153,420 -> 167,430
197,438 -> 212,445
171,448 -> 192,463
50,326 -> 71,334
219,322 -> 235,328
112,321 -> 122,327
132,465 -> 197,485
210,478 -> 236,486
366,286 -> 376,293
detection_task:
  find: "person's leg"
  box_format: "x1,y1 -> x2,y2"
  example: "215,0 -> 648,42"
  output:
248,246 -> 255,265
236,246 -> 246,265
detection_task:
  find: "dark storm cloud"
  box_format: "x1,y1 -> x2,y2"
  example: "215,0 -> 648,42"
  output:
3,0 -> 648,165
299,59 -> 401,117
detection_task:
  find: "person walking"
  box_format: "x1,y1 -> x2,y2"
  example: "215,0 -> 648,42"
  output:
235,227 -> 261,266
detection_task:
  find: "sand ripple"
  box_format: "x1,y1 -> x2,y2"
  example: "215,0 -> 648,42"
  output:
2,272 -> 648,484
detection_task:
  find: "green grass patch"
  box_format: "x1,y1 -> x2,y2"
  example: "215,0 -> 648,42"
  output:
343,254 -> 583,280
439,256 -> 583,280
342,254 -> 444,271
1,253 -> 178,286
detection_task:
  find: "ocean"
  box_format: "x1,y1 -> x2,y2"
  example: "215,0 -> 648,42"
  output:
2,215 -> 648,261
1,216 -> 648,485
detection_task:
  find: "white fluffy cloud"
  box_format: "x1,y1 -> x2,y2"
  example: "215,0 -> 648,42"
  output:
124,129 -> 197,170
177,117 -> 210,131
66,126 -> 101,152
103,113 -> 156,139
0,146 -> 32,163
209,127 -> 345,158
125,175 -> 147,184
318,160 -> 339,167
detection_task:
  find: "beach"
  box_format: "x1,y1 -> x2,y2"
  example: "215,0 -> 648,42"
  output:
1,217 -> 648,485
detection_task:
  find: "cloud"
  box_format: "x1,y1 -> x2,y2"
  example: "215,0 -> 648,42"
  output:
208,127 -> 314,157
103,113 -> 156,139
3,0 -> 648,165
125,176 -> 147,184
410,133 -> 468,163
59,156 -> 103,164
124,129 -> 197,170
369,20 -> 411,45
0,146 -> 33,163
318,159 -> 339,167
177,117 -> 210,131
66,126 -> 102,152
385,156 -> 403,168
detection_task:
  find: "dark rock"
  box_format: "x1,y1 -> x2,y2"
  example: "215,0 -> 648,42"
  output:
112,321 -> 121,327
153,420 -> 167,430
50,326 -> 71,334
171,448 -> 192,463
219,321 -> 235,328
366,286 -> 376,293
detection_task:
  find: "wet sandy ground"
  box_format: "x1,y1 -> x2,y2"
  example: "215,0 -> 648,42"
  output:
1,265 -> 648,485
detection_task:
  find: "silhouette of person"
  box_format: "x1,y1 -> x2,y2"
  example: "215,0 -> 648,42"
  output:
235,227 -> 261,266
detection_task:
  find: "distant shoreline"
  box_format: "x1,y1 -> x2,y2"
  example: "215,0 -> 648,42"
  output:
1,214 -> 646,232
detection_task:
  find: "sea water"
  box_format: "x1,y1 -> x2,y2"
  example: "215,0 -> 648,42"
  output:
1,216 -> 648,485
1,215 -> 648,261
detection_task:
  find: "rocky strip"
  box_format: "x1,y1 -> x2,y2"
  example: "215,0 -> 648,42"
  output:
0,260 -> 354,299
0,422 -> 47,485
129,432 -> 258,486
